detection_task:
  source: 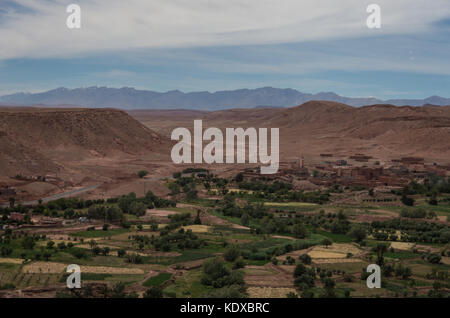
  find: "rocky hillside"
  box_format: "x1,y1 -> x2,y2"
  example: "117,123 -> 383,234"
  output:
141,101 -> 450,161
0,107 -> 168,176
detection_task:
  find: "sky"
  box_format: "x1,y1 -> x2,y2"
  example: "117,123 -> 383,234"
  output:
0,0 -> 449,99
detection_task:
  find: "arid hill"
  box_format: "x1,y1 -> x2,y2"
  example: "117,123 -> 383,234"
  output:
132,101 -> 450,162
0,107 -> 169,177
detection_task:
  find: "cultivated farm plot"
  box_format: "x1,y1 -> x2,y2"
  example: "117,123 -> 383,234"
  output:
390,242 -> 415,251
309,243 -> 362,256
22,261 -> 144,275
0,258 -> 23,264
243,266 -> 278,276
308,251 -> 348,259
181,225 -> 211,233
312,258 -> 363,264
441,257 -> 450,265
247,287 -> 297,298
244,264 -> 293,288
307,243 -> 364,264
145,209 -> 179,217
275,247 -> 313,262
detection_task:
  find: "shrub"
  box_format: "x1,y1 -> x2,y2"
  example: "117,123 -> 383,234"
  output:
143,286 -> 163,298
299,254 -> 312,265
427,253 -> 441,264
224,245 -> 241,262
232,258 -> 246,270
138,170 -> 148,178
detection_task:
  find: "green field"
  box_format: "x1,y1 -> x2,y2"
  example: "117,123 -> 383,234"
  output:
143,273 -> 172,287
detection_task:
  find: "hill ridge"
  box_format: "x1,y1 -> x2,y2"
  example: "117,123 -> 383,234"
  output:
1,87 -> 449,110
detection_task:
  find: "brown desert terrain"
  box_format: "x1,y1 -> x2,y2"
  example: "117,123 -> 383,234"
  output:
131,101 -> 450,163
1,101 -> 450,203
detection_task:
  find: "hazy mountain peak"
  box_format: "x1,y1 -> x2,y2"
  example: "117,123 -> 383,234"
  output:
1,87 -> 448,110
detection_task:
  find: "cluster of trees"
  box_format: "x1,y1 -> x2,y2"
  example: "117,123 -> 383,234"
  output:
321,210 -> 351,235
400,208 -> 437,219
88,240 -> 111,257
425,253 -> 442,264
127,212 -> 204,252
2,190 -> 179,227
1,195 -> 135,225
153,228 -> 204,251
216,196 -> 268,219
143,191 -> 176,209
162,212 -> 194,232
182,168 -> 209,174
371,219 -> 450,244
241,239 -> 317,262
46,198 -> 103,210
215,196 -> 313,236
347,224 -> 368,242
168,177 -> 198,200
87,205 -> 124,222
238,180 -> 292,193
201,257 -> 246,297
117,191 -> 175,217
0,230 -> 88,262
396,177 -> 450,206
401,193 -> 415,207
0,197 -> 109,224
403,177 -> 450,196
376,263 -> 412,280
293,264 -> 316,291
293,264 -> 339,298
232,183 -> 330,204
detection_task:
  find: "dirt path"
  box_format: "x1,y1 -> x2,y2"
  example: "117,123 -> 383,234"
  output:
2,184 -> 101,208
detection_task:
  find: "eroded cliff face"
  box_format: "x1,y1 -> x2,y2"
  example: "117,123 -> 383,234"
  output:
0,107 -> 169,177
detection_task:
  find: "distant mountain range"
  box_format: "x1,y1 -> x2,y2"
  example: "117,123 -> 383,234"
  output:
1,87 -> 449,110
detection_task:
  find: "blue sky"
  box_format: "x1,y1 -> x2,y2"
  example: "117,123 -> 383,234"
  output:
0,0 -> 449,99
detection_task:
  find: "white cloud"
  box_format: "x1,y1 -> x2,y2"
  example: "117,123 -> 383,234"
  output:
0,0 -> 449,60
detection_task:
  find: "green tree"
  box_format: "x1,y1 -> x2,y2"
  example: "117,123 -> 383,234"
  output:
194,210 -> 202,225
299,254 -> 312,265
321,238 -> 332,248
138,170 -> 148,178
347,224 -> 367,242
240,213 -> 250,227
427,253 -> 441,264
323,278 -> 336,298
235,173 -> 244,183
292,224 -> 307,239
224,245 -> 241,262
